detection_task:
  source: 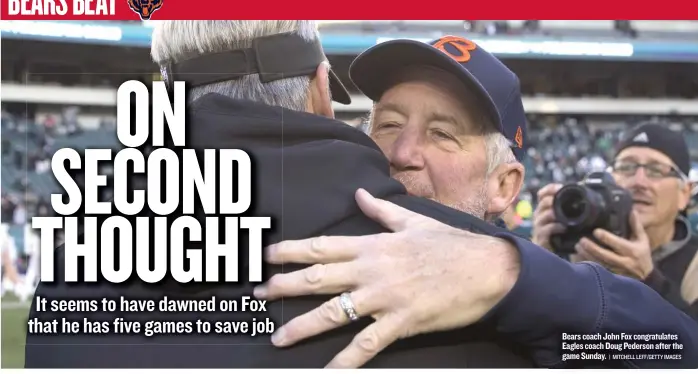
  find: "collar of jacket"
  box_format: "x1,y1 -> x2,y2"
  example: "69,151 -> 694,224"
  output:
653,215 -> 692,262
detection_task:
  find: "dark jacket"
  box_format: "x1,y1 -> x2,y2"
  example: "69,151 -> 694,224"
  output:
645,216 -> 698,320
25,95 -> 698,368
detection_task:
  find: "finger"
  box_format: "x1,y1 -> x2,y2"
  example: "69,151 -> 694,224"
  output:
325,315 -> 404,368
533,209 -> 557,228
576,246 -> 625,275
271,291 -> 375,348
577,238 -> 627,269
592,229 -> 633,256
265,235 -> 364,265
575,243 -> 612,268
532,222 -> 564,249
534,195 -> 555,216
535,223 -> 566,243
628,210 -> 649,243
537,183 -> 564,200
569,253 -> 589,263
255,263 -> 358,300
355,188 -> 437,232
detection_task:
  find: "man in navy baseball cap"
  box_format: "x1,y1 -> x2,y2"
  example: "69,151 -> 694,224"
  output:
349,36 -> 527,220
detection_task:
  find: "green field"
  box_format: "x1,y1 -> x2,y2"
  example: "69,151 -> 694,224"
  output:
2,296 -> 30,368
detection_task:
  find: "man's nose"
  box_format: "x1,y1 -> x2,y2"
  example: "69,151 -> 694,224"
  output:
388,131 -> 425,171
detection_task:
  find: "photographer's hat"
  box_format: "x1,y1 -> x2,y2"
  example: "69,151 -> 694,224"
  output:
615,123 -> 690,176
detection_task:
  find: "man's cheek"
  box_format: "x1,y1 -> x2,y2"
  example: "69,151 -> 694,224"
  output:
429,162 -> 468,195
634,208 -> 654,227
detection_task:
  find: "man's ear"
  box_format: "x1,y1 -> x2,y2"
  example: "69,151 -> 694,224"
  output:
306,62 -> 334,118
678,180 -> 692,211
486,162 -> 525,217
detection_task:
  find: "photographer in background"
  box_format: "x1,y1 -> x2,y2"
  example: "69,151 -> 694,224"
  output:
533,123 -> 698,319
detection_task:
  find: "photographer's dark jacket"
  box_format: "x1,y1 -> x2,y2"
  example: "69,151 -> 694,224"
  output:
25,95 -> 698,369
644,216 -> 698,320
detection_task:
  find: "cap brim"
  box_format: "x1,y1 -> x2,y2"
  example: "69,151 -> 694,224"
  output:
349,39 -> 501,131
329,70 -> 351,105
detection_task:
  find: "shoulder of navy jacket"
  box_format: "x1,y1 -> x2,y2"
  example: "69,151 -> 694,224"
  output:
643,268 -> 671,295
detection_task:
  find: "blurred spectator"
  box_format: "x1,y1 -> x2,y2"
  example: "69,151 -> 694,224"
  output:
43,114 -> 57,136
61,106 -> 82,135
1,194 -> 17,223
35,197 -> 53,217
12,203 -> 26,225
0,224 -> 32,301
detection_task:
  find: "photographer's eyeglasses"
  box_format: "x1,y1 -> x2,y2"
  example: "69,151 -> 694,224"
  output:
609,161 -> 688,181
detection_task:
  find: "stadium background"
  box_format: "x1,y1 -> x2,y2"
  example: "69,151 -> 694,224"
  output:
1,20 -> 698,368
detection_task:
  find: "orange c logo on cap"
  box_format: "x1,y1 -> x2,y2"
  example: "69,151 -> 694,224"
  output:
514,126 -> 524,149
433,36 -> 477,63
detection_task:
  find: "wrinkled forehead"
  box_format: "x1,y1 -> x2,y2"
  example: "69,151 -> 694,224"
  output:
615,146 -> 675,166
371,66 -> 489,127
382,65 -> 476,103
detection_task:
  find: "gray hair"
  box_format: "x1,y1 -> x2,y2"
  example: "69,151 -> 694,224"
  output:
151,21 -> 322,111
485,131 -> 518,175
481,131 -> 517,222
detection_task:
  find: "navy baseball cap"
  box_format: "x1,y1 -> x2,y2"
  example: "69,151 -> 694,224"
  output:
349,36 -> 528,161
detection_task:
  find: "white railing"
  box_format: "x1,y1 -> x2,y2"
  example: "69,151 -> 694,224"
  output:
3,83 -> 698,115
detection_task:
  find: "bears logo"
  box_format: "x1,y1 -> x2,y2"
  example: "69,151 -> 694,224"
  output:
432,36 -> 477,63
127,0 -> 164,20
514,126 -> 524,149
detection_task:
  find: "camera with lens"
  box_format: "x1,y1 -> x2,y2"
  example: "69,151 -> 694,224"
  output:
550,171 -> 634,254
